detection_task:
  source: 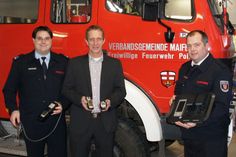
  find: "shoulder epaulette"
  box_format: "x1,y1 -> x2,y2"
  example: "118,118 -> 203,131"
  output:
13,54 -> 24,60
215,59 -> 231,70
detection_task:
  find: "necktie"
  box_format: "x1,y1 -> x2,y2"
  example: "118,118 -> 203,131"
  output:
41,57 -> 47,80
192,64 -> 199,69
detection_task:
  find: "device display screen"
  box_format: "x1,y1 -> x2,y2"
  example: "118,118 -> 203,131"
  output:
176,100 -> 186,112
174,99 -> 187,117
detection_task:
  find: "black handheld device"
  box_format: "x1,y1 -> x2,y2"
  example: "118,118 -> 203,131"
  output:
167,93 -> 215,123
38,102 -> 58,121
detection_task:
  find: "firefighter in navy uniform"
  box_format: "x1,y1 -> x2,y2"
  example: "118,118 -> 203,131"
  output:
172,30 -> 232,157
2,26 -> 69,157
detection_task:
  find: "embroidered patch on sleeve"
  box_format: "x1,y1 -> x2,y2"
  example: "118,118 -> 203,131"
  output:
220,80 -> 229,92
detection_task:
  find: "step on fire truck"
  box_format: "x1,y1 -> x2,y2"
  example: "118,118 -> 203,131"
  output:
0,0 -> 235,156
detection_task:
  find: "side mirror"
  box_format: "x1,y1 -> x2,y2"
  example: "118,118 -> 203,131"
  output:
142,0 -> 175,43
165,29 -> 175,43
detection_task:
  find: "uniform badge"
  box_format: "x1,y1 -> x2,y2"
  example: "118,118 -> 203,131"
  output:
160,71 -> 176,88
220,80 -> 229,92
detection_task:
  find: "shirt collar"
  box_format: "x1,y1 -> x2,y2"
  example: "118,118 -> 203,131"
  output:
89,54 -> 103,63
35,51 -> 51,62
191,53 -> 209,67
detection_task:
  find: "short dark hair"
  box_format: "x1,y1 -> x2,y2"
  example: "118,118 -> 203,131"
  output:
186,30 -> 208,45
85,25 -> 104,40
32,26 -> 53,39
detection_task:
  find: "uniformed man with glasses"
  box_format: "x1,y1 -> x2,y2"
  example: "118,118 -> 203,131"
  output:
3,26 -> 70,157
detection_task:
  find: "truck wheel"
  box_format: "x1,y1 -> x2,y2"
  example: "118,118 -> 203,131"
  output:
113,118 -> 150,157
165,140 -> 175,147
90,118 -> 150,157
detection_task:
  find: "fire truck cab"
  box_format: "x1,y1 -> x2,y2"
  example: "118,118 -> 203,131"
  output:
0,0 -> 235,156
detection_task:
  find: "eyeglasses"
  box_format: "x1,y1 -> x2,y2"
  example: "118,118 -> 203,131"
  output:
87,37 -> 104,43
35,37 -> 52,42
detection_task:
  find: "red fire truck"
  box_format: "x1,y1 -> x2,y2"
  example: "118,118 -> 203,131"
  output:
0,0 -> 235,156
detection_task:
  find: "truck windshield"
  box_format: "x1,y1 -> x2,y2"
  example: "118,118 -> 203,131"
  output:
106,0 -> 193,21
164,0 -> 193,21
0,0 -> 38,24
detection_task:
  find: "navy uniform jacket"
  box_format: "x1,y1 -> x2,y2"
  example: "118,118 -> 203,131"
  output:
62,53 -> 126,135
175,54 -> 232,140
3,51 -> 69,139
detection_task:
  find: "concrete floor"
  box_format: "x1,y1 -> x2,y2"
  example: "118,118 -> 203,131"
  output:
0,132 -> 235,157
152,132 -> 236,157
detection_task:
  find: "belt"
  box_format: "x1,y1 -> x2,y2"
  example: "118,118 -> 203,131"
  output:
92,113 -> 99,119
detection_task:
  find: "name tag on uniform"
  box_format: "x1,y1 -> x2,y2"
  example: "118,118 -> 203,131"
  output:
28,67 -> 37,70
55,70 -> 64,74
196,80 -> 209,85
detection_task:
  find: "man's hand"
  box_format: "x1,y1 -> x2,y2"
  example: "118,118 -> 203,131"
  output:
52,101 -> 63,115
101,99 -> 111,112
81,96 -> 90,111
169,95 -> 176,106
175,121 -> 196,129
10,110 -> 20,127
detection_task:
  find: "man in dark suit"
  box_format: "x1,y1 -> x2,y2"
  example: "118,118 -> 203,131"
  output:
3,26 -> 69,157
62,25 -> 126,157
171,30 -> 232,157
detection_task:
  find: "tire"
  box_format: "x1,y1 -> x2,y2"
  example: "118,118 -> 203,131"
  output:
165,140 -> 175,147
113,118 -> 150,157
90,118 -> 150,157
